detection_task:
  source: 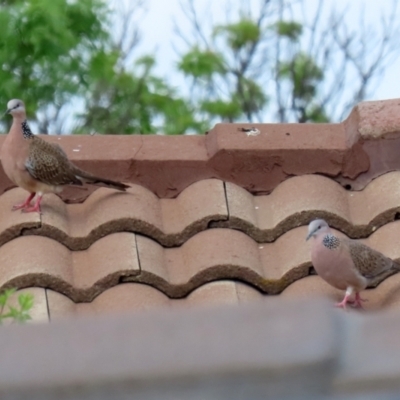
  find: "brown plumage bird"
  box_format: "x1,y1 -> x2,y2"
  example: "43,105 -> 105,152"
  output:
307,219 -> 400,309
1,99 -> 129,213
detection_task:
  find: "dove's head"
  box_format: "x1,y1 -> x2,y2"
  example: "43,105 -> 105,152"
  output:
5,99 -> 26,118
306,219 -> 330,241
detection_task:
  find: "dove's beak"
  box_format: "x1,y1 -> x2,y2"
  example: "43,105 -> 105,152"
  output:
306,232 -> 313,241
3,109 -> 10,117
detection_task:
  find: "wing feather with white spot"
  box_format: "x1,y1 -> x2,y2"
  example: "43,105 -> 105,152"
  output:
345,239 -> 395,279
25,137 -> 82,186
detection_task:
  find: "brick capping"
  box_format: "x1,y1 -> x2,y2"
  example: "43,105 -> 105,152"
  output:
1,98 -> 400,200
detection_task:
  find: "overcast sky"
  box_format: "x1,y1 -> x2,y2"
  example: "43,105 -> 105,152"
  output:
130,0 -> 400,104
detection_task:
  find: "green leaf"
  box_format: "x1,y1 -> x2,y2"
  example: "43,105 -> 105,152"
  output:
214,19 -> 261,50
0,289 -> 34,324
89,50 -> 119,80
135,55 -> 156,69
0,289 -> 16,307
178,48 -> 226,78
236,78 -> 268,113
278,52 -> 323,100
18,293 -> 34,312
201,99 -> 242,119
273,21 -> 303,41
0,0 -> 111,127
7,306 -> 19,319
307,105 -> 330,122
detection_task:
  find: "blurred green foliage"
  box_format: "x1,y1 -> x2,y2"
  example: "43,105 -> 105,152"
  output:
0,0 -> 397,133
0,0 -> 107,120
0,289 -> 34,324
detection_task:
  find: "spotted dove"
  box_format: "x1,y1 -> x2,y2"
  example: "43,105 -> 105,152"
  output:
1,99 -> 129,213
306,219 -> 400,310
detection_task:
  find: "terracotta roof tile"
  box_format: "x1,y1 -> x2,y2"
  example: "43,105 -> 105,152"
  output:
180,280 -> 264,307
281,275 -> 342,302
47,284 -> 171,319
0,233 -> 139,302
135,227 -> 310,296
3,172 -> 400,253
0,236 -> 73,292
363,274 -> 400,311
8,179 -> 227,249
0,188 -> 41,246
215,172 -> 400,241
160,179 -> 227,236
45,290 -> 76,320
72,232 -> 139,289
282,273 -> 400,313
46,281 -> 264,319
1,98 -> 400,322
2,216 -> 400,309
135,229 -> 266,297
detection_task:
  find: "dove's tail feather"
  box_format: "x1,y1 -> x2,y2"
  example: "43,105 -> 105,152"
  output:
393,261 -> 400,271
73,167 -> 129,191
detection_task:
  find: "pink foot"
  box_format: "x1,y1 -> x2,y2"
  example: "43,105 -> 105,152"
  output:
12,193 -> 36,211
21,195 -> 42,214
334,293 -> 352,310
335,300 -> 349,310
335,292 -> 366,310
351,293 -> 367,309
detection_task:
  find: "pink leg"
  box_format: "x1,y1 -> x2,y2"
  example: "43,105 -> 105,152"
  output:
12,193 -> 36,211
351,292 -> 367,309
335,287 -> 354,310
335,294 -> 352,310
22,194 -> 42,214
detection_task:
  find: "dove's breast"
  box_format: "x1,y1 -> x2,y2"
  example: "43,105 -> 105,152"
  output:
311,236 -> 368,291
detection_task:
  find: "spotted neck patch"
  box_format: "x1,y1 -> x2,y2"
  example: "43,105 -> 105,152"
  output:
322,234 -> 340,250
21,120 -> 33,139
